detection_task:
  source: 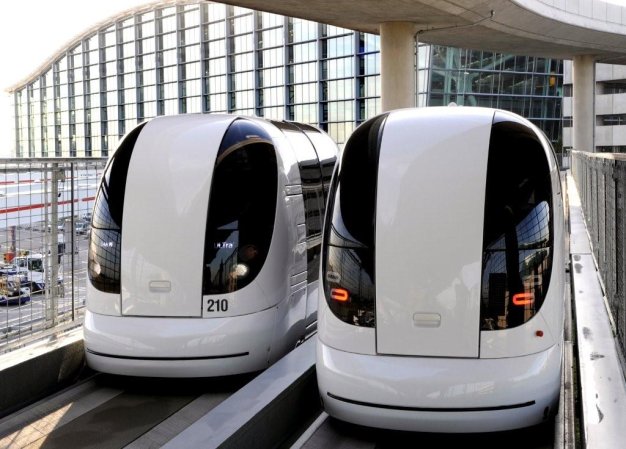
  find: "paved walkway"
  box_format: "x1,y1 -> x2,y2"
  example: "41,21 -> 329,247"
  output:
567,172 -> 626,449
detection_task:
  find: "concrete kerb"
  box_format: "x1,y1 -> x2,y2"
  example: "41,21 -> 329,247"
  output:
554,258 -> 576,449
567,172 -> 626,448
0,327 -> 85,418
163,336 -> 320,449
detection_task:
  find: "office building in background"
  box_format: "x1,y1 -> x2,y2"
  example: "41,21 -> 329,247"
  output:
418,45 -> 562,145
562,61 -> 626,152
8,0 -> 562,157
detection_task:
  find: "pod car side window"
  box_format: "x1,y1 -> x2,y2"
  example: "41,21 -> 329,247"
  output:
480,114 -> 553,330
270,121 -> 326,284
322,114 -> 387,327
202,119 -> 277,295
88,122 -> 146,294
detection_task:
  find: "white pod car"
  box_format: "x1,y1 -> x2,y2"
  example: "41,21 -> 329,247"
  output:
317,107 -> 566,433
84,114 -> 337,377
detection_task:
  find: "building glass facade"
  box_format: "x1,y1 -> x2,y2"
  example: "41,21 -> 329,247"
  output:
9,1 -> 561,158
418,45 -> 563,145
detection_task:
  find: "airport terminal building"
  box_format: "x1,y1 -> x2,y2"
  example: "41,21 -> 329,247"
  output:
8,0 -> 562,158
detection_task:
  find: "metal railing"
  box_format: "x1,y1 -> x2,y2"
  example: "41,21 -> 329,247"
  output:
0,158 -> 107,352
571,150 -> 626,360
556,152 -> 571,171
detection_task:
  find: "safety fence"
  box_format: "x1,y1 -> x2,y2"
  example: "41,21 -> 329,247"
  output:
556,152 -> 571,171
571,151 -> 626,359
0,158 -> 107,352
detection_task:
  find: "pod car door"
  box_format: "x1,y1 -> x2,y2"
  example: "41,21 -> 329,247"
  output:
120,115 -> 236,317
374,108 -> 493,358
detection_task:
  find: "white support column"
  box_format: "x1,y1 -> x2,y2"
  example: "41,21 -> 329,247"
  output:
572,55 -> 595,152
380,22 -> 416,112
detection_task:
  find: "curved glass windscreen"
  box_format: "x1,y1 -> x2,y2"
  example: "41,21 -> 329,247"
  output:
480,115 -> 553,331
88,122 -> 146,293
202,120 -> 277,294
322,114 -> 387,327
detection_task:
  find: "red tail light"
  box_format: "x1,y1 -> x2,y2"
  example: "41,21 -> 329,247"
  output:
330,288 -> 349,302
512,292 -> 534,306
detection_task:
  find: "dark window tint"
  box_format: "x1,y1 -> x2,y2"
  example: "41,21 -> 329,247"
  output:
291,123 -> 338,202
272,121 -> 326,283
299,126 -> 338,280
202,120 -> 277,294
299,153 -> 324,282
273,122 -> 324,239
319,154 -> 336,202
88,122 -> 145,293
322,114 -> 387,327
480,115 -> 553,331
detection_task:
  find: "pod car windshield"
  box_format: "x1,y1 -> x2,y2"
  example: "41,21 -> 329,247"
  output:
89,123 -> 146,294
322,114 -> 387,327
480,114 -> 554,330
202,119 -> 277,294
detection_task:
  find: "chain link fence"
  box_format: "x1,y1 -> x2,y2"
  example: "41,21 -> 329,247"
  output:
571,150 -> 626,359
0,158 -> 106,352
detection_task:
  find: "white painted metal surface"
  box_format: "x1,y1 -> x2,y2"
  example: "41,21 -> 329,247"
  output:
375,107 -> 492,358
317,294 -> 377,356
121,115 -> 232,317
317,339 -> 561,433
84,308 -> 276,377
86,283 -> 121,316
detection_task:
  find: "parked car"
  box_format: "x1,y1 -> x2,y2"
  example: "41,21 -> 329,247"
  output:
0,266 -> 28,285
46,220 -> 65,233
75,221 -> 90,235
13,253 -> 63,294
0,275 -> 31,306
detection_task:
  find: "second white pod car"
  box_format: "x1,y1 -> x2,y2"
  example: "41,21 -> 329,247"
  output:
317,106 -> 566,433
84,114 -> 337,377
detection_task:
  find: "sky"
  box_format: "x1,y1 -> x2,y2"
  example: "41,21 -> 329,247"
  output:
0,0 -> 152,157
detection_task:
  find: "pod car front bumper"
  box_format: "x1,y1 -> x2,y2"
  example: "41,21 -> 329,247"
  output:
84,308 -> 278,377
317,339 -> 562,433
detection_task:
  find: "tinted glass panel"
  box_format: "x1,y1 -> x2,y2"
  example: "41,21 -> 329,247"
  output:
272,121 -> 324,240
88,122 -> 145,293
297,124 -> 337,202
202,120 -> 277,294
322,114 -> 387,327
480,116 -> 553,330
298,125 -> 338,280
300,158 -> 324,281
272,121 -> 326,282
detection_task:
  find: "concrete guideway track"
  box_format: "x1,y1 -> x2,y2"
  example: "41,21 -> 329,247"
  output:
0,373 -> 252,448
